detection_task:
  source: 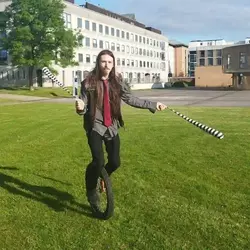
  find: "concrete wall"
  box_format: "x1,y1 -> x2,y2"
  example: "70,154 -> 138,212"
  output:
195,66 -> 232,87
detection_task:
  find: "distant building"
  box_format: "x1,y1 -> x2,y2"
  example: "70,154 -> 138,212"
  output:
169,40 -> 188,77
188,39 -> 234,77
222,43 -> 250,89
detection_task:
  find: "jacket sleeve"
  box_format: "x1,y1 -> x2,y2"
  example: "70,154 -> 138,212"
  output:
120,79 -> 157,113
76,79 -> 88,115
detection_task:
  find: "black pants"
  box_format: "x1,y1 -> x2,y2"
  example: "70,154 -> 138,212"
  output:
85,130 -> 120,191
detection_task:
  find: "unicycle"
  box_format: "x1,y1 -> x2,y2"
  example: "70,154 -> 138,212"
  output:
91,168 -> 114,220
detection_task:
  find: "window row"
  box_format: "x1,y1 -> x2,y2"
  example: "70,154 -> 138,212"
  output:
0,69 -> 26,80
78,53 -> 165,69
80,37 -> 165,59
75,70 -> 161,83
227,52 -> 249,69
63,13 -> 166,49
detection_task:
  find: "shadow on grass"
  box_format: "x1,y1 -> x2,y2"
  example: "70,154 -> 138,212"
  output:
0,170 -> 93,218
33,173 -> 72,186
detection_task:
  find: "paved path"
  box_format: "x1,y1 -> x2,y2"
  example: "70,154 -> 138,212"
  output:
1,89 -> 250,107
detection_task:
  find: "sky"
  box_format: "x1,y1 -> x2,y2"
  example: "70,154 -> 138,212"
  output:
75,0 -> 250,44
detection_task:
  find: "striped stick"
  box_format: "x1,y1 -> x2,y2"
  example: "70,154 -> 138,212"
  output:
42,67 -> 74,97
168,107 -> 224,139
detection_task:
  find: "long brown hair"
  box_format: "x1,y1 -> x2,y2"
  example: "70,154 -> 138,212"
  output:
87,49 -> 122,118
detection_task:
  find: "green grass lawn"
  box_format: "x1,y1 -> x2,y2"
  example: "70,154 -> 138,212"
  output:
0,103 -> 249,250
0,86 -> 74,98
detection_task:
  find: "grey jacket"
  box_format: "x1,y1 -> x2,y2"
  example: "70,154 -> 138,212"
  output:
77,79 -> 157,138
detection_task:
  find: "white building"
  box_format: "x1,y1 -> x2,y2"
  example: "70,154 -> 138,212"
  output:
0,0 -> 170,89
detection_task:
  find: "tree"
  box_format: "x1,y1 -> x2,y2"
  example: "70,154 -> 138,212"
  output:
1,0 -> 82,90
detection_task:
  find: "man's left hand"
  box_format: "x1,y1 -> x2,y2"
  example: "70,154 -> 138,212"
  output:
156,102 -> 167,111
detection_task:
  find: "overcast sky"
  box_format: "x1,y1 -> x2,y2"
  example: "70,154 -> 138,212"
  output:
75,0 -> 250,44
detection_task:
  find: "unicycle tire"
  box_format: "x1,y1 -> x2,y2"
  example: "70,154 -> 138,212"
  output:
92,168 -> 114,220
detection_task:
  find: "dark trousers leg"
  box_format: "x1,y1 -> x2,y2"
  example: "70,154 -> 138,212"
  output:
104,134 -> 121,176
85,131 -> 104,191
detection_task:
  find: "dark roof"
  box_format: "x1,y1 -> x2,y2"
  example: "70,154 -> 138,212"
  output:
84,2 -> 162,34
169,40 -> 188,47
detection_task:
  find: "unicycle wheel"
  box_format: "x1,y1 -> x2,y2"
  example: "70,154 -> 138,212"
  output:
92,168 -> 114,220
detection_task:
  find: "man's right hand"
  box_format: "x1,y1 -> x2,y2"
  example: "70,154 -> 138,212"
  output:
75,99 -> 85,111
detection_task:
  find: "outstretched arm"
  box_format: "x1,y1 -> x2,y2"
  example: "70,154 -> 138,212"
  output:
120,80 -> 166,113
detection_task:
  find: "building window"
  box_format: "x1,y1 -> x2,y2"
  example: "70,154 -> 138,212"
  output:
117,44 -> 120,52
126,46 -> 130,53
93,39 -> 97,48
111,42 -> 115,51
99,40 -> 103,48
207,50 -> 213,57
199,58 -> 205,66
200,50 -> 205,57
239,52 -> 247,68
216,50 -> 221,57
216,58 -> 222,65
121,45 -> 125,52
86,54 -> 90,63
116,29 -> 120,37
92,22 -> 96,31
85,20 -> 90,30
127,59 -> 130,66
99,24 -> 103,33
111,28 -> 115,36
63,13 -> 71,28
85,37 -> 90,47
208,58 -> 213,66
0,50 -> 7,62
93,55 -> 97,63
117,58 -> 120,66
78,53 -> 83,62
122,31 -> 125,38
105,41 -> 109,49
105,26 -> 109,35
77,18 -> 82,28
227,54 -> 231,69
122,58 -> 125,66
126,32 -> 129,40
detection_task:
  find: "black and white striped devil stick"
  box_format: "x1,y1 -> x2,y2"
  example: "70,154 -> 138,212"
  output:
42,66 -> 224,139
167,107 -> 224,139
42,67 -> 75,97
